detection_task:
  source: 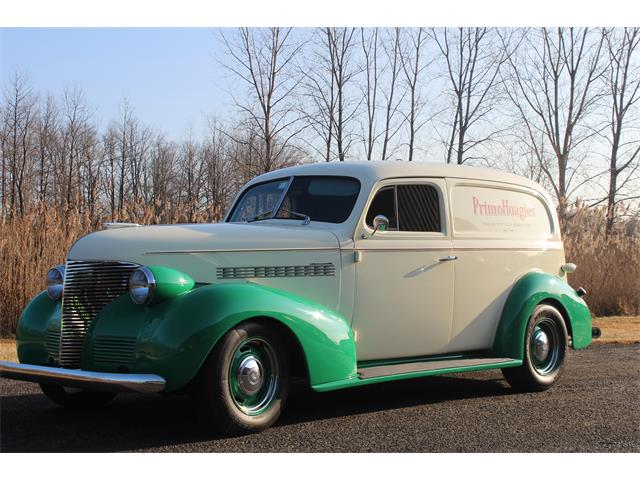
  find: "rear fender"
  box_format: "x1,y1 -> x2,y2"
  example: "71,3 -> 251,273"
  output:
492,271 -> 592,359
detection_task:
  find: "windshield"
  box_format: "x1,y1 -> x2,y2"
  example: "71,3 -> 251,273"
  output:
227,176 -> 361,224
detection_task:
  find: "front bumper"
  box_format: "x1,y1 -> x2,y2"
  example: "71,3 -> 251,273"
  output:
0,361 -> 166,394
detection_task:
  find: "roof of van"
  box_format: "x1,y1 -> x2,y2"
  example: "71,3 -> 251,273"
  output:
250,161 -> 546,193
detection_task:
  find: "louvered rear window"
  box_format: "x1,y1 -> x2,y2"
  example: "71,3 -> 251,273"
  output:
397,184 -> 441,232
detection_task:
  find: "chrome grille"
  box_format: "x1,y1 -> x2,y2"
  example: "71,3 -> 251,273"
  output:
93,335 -> 136,366
217,262 -> 336,280
59,260 -> 139,368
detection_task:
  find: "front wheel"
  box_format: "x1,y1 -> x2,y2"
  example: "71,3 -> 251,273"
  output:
39,384 -> 117,408
194,321 -> 289,435
502,304 -> 568,392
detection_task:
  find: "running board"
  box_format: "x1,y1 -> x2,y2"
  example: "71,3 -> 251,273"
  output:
357,357 -> 518,380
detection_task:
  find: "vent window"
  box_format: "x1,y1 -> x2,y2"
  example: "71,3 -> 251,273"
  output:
365,187 -> 398,230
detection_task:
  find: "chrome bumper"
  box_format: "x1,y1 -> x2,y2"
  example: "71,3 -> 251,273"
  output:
0,361 -> 166,394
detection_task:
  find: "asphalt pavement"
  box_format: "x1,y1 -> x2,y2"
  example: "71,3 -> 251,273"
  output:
1,343 -> 638,452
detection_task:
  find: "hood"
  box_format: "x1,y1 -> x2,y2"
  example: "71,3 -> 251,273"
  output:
68,222 -> 340,262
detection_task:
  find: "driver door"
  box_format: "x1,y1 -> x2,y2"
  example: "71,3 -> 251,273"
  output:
351,178 -> 455,361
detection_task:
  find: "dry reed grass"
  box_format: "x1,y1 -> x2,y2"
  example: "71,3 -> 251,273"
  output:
0,203 -> 638,337
563,206 -> 640,316
0,206 -> 96,337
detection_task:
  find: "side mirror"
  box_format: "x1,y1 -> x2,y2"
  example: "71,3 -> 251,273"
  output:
371,215 -> 389,236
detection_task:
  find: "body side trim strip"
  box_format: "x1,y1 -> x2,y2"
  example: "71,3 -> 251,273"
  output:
145,246 -> 562,255
144,247 -> 341,255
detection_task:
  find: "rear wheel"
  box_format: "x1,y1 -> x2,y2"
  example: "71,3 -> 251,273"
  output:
39,384 -> 117,408
502,304 -> 568,392
194,321 -> 289,435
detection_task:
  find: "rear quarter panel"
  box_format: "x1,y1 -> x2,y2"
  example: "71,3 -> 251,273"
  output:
446,178 -> 566,353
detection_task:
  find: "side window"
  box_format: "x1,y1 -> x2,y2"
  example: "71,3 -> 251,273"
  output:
397,184 -> 441,232
366,187 -> 398,230
365,183 -> 443,233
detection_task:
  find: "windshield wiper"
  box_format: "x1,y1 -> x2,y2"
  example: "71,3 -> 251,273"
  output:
245,210 -> 274,223
246,208 -> 310,225
278,208 -> 311,225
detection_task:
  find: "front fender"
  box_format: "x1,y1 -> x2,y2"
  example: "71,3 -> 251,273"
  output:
88,283 -> 357,392
16,291 -> 60,365
492,271 -> 592,359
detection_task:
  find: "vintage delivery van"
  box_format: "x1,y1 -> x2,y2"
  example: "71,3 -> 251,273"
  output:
0,162 -> 597,434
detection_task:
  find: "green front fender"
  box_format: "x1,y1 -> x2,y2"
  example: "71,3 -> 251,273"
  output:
16,291 -> 61,364
88,282 -> 357,392
492,271 -> 592,359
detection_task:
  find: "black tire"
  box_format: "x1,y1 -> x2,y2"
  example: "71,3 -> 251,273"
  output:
39,384 -> 117,408
194,321 -> 289,435
502,304 -> 568,392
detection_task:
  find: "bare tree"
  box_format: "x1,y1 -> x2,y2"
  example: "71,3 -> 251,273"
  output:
0,96 -> 7,215
202,119 -> 233,219
60,88 -> 93,208
35,95 -> 58,204
2,73 -> 37,215
76,125 -> 100,215
432,28 -> 515,164
380,28 -> 406,161
400,28 -> 428,162
360,28 -> 382,160
177,133 -> 205,222
600,27 -> 640,233
504,28 -> 606,222
113,100 -> 133,217
146,134 -> 178,222
325,27 -> 359,161
220,28 -> 305,173
299,30 -> 337,162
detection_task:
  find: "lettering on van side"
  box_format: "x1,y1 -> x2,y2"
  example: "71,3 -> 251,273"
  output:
472,196 -> 536,221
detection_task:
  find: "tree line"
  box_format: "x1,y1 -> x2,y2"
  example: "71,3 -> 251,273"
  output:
2,27 -> 639,230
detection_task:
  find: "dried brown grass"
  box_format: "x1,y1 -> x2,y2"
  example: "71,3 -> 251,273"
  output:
563,206 -> 640,317
592,316 -> 640,344
0,206 -> 96,337
0,202 -> 220,337
0,203 -> 638,337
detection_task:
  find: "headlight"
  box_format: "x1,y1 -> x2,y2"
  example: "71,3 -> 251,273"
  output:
129,266 -> 156,305
46,265 -> 65,301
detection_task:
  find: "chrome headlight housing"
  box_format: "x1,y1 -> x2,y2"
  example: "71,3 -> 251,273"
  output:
129,266 -> 156,305
46,265 -> 65,301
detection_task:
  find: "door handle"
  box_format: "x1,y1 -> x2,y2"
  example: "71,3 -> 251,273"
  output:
438,255 -> 458,262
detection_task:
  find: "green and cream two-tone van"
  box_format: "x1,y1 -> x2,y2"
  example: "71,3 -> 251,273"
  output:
0,162 -> 597,434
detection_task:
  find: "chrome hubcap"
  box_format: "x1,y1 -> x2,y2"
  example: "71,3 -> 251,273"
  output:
532,329 -> 550,362
529,318 -> 564,376
229,336 -> 280,416
236,355 -> 264,396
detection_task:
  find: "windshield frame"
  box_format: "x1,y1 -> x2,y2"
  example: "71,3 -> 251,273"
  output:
226,175 -> 362,224
226,176 -> 293,223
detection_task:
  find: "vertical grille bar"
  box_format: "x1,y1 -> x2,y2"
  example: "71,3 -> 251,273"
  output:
59,260 -> 139,368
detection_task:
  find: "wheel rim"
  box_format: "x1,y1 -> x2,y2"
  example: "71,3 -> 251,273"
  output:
529,317 -> 562,375
228,336 -> 279,416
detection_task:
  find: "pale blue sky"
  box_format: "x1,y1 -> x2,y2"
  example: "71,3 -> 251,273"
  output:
0,28 -> 234,140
